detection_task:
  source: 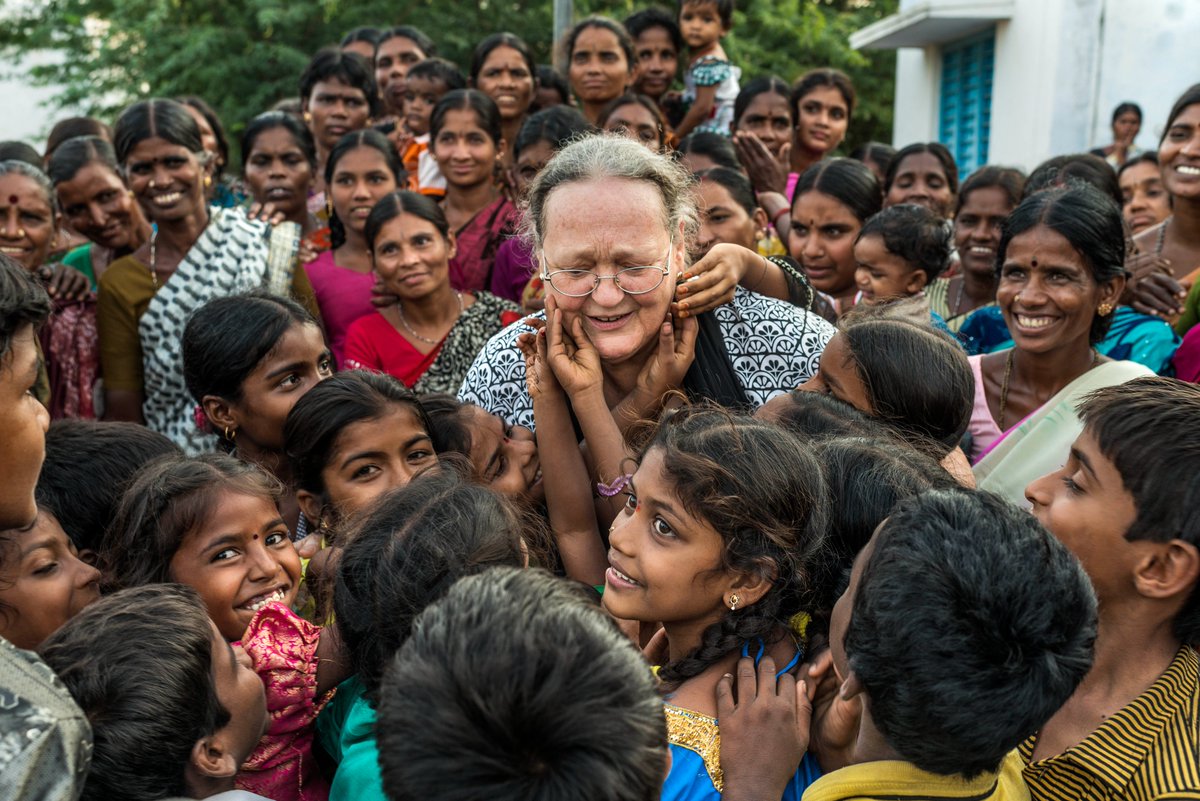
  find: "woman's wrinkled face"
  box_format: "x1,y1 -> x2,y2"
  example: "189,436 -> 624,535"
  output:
0,174 -> 55,270
736,91 -> 792,159
56,162 -> 140,252
475,45 -> 536,122
123,136 -> 208,225
242,127 -> 315,222
569,26 -> 631,108
541,176 -> 680,366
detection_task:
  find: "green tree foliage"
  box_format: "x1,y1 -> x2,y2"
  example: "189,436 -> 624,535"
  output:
0,0 -> 896,157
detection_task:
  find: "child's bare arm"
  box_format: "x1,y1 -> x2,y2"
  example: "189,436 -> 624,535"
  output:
675,82 -> 718,139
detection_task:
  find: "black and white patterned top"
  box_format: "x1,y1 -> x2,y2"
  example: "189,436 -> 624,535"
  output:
457,288 -> 836,429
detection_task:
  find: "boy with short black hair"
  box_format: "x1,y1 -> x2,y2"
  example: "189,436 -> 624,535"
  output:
375,567 -> 668,801
1024,376 -> 1200,798
401,57 -> 466,197
810,488 -> 1097,800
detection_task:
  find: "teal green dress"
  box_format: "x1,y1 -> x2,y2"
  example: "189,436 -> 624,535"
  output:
316,676 -> 387,801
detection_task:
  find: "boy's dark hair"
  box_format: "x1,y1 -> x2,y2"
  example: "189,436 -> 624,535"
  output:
535,65 -> 571,106
513,105 -> 595,160
377,567 -> 667,801
101,454 -> 280,591
334,470 -> 525,702
299,47 -> 381,117
675,130 -> 742,172
954,165 -> 1025,216
857,203 -> 952,281
39,584 -> 231,801
884,142 -> 959,196
406,57 -> 467,93
847,489 -> 1097,777
624,7 -> 682,52
36,420 -> 180,554
677,0 -> 734,28
1024,153 -> 1122,207
1078,377 -> 1200,643
0,253 -> 50,362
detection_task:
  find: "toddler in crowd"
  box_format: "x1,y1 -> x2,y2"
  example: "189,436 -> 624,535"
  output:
853,203 -> 952,307
400,58 -> 466,196
676,0 -> 740,137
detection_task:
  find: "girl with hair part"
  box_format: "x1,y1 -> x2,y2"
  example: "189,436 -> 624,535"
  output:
101,453 -> 346,801
303,129 -> 403,366
431,89 -> 519,292
470,33 -> 538,169
787,69 -> 854,195
49,136 -> 151,288
99,98 -> 316,450
883,142 -> 958,218
343,191 -> 520,392
566,16 -> 635,124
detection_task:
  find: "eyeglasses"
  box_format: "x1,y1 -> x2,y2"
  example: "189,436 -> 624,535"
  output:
540,245 -> 673,298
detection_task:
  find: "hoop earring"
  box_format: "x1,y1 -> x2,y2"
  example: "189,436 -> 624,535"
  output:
223,426 -> 236,442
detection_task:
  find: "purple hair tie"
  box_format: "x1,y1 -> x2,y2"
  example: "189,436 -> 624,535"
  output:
597,474 -> 632,497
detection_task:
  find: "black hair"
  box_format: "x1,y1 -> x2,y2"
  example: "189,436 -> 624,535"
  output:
998,184 -> 1127,344
675,131 -> 742,172
45,117 -> 111,160
767,390 -> 885,440
182,291 -> 321,448
639,407 -> 828,687
0,253 -> 50,362
176,96 -> 229,175
284,371 -> 432,499
470,33 -> 537,88
1111,101 -> 1143,125
513,105 -> 596,160
340,26 -> 383,48
334,469 -> 525,702
430,89 -> 503,146
39,584 -> 233,801
1024,154 -> 1122,207
791,69 -> 856,120
365,190 -> 451,251
847,489 -> 1097,777
46,135 -> 120,187
378,25 -> 437,59
535,65 -> 571,107
624,7 -> 682,52
733,75 -> 792,128
419,393 -> 475,459
857,203 -> 952,282
677,0 -> 734,27
792,157 -> 882,221
695,166 -> 757,216
324,128 -> 405,249
36,420 -> 180,554
565,16 -> 635,70
377,567 -> 667,801
407,58 -> 468,93
0,141 -> 42,166
1162,84 -> 1200,144
597,93 -> 669,148
954,165 -> 1025,216
112,99 -> 204,164
101,454 -> 280,592
239,111 -> 317,174
298,47 -> 381,118
883,142 -> 959,196
849,141 -> 896,174
1116,151 -> 1160,181
1077,377 -> 1200,643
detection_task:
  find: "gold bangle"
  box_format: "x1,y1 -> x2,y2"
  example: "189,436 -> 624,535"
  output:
750,256 -> 769,291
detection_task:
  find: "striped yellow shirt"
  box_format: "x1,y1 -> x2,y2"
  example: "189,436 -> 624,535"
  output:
1020,645 -> 1200,800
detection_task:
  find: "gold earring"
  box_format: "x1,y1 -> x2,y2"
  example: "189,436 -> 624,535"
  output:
728,594 -> 740,611
303,111 -> 313,123
223,426 -> 236,442
1098,302 -> 1114,316
204,175 -> 212,188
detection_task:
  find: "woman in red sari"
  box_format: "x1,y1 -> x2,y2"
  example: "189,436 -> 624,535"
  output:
343,190 -> 520,393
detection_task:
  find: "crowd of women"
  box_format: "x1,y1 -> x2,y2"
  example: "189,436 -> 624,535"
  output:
1,5 -> 1199,801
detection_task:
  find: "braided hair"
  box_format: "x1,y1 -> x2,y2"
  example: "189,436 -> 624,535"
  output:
638,406 -> 828,687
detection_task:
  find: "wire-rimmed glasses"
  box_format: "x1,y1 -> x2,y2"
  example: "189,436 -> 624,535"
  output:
540,245 -> 673,297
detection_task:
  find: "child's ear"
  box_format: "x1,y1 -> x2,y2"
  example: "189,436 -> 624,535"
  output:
1134,539 -> 1200,603
189,734 -> 239,781
296,490 -> 327,531
729,561 -> 777,608
202,396 -> 237,435
905,269 -> 929,295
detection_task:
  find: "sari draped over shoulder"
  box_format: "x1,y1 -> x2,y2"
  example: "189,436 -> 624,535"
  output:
139,207 -> 300,454
973,359 -> 1153,506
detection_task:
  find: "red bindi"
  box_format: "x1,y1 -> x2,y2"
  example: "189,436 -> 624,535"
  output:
7,195 -> 16,205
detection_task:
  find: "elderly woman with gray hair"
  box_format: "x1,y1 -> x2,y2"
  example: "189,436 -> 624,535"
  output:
459,134 -> 835,430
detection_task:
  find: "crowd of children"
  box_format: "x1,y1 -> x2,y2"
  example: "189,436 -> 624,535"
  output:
1,0 -> 1199,799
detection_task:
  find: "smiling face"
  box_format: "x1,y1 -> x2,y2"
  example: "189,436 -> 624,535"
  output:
541,177 -> 680,366
432,108 -> 500,190
329,146 -> 399,236
167,489 -> 301,642
0,511 -> 101,649
602,102 -> 663,151
319,405 -> 438,520
0,325 -> 50,529
997,224 -> 1121,355
462,405 -> 542,501
797,333 -> 873,413
885,152 -> 954,217
854,232 -> 925,302
476,45 -> 536,123
242,127 -> 314,222
0,174 -> 56,270
1160,104 -> 1200,200
404,75 -> 448,137
1119,160 -> 1170,235
736,91 -> 792,159
371,211 -> 456,300
304,79 -> 372,153
695,178 -> 764,256
632,26 -> 678,100
601,446 -> 732,627
794,86 -> 849,157
56,162 -> 141,252
788,189 -> 862,298
124,136 -> 208,225
376,36 -> 428,116
679,1 -> 726,50
954,185 -> 1011,279
569,26 -> 632,108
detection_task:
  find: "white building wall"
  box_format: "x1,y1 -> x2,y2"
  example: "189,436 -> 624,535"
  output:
0,51 -> 69,147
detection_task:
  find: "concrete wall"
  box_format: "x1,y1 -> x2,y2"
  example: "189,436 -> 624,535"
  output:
0,51 -> 72,148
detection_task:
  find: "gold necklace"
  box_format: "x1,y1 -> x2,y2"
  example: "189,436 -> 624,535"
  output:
397,292 -> 463,345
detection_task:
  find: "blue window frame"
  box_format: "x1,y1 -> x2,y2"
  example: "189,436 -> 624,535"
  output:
939,31 -> 994,174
